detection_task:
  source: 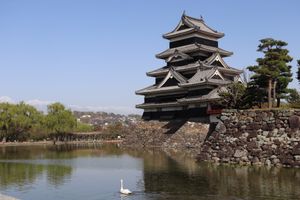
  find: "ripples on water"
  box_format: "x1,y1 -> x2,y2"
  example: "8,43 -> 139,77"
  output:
0,144 -> 299,200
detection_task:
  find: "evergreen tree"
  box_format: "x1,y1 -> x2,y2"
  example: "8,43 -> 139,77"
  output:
287,88 -> 300,108
287,88 -> 300,103
248,38 -> 293,108
243,80 -> 266,108
218,82 -> 247,109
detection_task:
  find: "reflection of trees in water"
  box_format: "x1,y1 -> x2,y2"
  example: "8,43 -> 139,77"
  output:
1,144 -> 299,199
46,164 -> 72,186
0,143 -> 125,160
0,145 -> 49,160
0,162 -> 44,190
0,143 -> 125,190
121,147 -> 300,199
0,144 -> 164,161
0,162 -> 72,189
142,151 -> 300,200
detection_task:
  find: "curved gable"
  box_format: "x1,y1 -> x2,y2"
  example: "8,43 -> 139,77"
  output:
157,68 -> 187,88
166,49 -> 193,63
205,53 -> 229,68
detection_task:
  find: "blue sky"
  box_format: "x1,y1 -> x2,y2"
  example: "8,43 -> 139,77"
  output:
0,0 -> 299,114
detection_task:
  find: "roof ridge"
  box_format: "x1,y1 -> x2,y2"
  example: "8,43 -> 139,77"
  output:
187,67 -> 215,84
170,67 -> 187,83
185,14 -> 204,22
156,44 -> 233,59
183,14 -> 220,34
163,14 -> 224,39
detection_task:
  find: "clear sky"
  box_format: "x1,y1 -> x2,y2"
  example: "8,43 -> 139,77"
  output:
0,0 -> 299,114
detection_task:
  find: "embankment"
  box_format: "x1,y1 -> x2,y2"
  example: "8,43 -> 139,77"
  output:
122,120 -> 209,155
198,109 -> 300,167
0,132 -> 123,146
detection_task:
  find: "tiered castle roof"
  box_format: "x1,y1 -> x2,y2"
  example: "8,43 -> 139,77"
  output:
156,43 -> 233,59
136,13 -> 242,120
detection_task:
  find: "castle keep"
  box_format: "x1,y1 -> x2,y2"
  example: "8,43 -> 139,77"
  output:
136,13 -> 242,121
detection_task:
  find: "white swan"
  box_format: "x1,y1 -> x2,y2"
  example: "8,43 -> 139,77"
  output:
120,179 -> 132,195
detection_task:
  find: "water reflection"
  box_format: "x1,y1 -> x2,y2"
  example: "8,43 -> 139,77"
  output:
142,149 -> 300,200
0,161 -> 72,190
0,143 -> 118,160
0,144 -> 299,200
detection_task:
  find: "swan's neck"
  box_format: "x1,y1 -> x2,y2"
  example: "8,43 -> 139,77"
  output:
120,180 -> 123,190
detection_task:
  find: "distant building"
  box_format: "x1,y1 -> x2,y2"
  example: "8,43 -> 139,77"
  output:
136,13 -> 242,121
81,115 -> 91,118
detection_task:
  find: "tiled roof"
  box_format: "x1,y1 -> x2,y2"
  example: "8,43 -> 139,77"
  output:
156,43 -> 233,59
179,78 -> 231,88
146,61 -> 242,77
136,86 -> 227,109
136,102 -> 180,109
166,49 -> 193,63
147,61 -> 201,76
187,68 -> 216,84
163,13 -> 224,39
135,85 -> 184,95
178,87 -> 226,103
204,52 -> 229,68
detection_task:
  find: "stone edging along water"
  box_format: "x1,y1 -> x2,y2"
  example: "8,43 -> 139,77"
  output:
0,193 -> 19,200
198,109 -> 300,167
0,140 -> 122,147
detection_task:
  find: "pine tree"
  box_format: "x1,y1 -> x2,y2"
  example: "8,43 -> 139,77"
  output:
287,88 -> 300,108
218,82 -> 247,109
248,38 -> 293,108
244,78 -> 267,108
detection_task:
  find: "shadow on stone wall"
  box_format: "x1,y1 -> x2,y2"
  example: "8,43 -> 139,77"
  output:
122,120 -> 210,156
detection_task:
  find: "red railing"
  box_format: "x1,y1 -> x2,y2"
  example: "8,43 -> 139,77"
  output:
207,109 -> 222,115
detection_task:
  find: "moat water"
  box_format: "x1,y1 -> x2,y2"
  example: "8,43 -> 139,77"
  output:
0,144 -> 299,200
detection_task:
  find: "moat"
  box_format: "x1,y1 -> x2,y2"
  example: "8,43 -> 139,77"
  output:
0,144 -> 299,200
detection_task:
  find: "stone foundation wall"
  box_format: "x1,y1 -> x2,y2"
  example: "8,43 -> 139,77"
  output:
122,120 -> 209,155
198,109 -> 300,167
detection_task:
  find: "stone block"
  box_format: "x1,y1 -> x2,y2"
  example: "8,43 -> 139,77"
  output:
215,121 -> 226,134
246,140 -> 258,151
248,112 -> 256,118
279,154 -> 294,166
265,159 -> 271,166
289,115 -> 300,129
292,145 -> 300,155
234,149 -> 248,158
220,115 -> 229,121
295,155 -> 300,161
